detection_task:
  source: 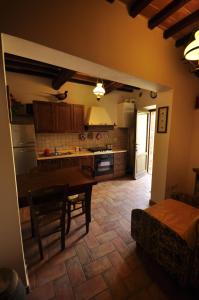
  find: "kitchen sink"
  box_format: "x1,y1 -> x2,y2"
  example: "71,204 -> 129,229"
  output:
52,151 -> 73,156
40,151 -> 73,157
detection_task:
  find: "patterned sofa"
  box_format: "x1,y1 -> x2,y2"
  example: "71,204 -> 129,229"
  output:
131,199 -> 199,287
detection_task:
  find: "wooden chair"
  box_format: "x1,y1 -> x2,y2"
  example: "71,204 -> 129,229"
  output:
28,185 -> 68,260
66,193 -> 88,234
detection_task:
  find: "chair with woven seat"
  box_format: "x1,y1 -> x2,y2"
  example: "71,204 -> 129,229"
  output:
28,185 -> 68,260
66,193 -> 88,234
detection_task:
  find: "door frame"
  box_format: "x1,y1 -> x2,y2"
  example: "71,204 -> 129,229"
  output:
147,109 -> 156,173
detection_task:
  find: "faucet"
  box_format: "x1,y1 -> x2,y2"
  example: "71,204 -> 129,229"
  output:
54,147 -> 59,155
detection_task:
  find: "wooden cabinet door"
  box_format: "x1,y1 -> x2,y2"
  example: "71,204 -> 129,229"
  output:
61,157 -> 80,168
72,105 -> 84,132
55,103 -> 71,132
33,101 -> 54,133
114,152 -> 127,178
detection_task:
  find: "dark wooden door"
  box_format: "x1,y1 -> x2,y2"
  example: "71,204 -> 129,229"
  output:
72,105 -> 84,132
55,103 -> 71,132
33,101 -> 54,133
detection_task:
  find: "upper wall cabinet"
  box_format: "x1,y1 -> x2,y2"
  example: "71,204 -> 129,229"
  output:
33,101 -> 84,133
55,103 -> 72,132
72,104 -> 84,132
33,101 -> 55,133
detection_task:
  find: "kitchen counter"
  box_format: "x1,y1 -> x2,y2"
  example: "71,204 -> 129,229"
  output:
37,149 -> 127,161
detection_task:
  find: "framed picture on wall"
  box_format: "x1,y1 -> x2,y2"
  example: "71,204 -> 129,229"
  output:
157,106 -> 169,133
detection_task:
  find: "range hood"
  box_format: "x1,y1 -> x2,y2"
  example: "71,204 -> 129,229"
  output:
85,106 -> 114,131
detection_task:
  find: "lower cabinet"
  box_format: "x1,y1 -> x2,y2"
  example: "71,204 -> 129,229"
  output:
37,152 -> 127,179
37,156 -> 94,172
113,152 -> 127,178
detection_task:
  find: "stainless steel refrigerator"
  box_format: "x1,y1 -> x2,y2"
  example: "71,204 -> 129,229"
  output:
11,124 -> 37,175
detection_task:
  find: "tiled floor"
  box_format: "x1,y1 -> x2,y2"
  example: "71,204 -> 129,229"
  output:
22,175 -> 198,300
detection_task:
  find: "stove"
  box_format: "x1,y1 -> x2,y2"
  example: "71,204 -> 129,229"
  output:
88,146 -> 112,153
88,147 -> 114,176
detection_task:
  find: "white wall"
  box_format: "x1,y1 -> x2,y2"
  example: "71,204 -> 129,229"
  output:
0,38 -> 27,284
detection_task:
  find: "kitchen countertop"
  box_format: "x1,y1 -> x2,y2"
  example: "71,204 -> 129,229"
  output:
37,149 -> 127,161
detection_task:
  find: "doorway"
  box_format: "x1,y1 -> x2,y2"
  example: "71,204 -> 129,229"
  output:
147,110 -> 156,174
134,108 -> 156,179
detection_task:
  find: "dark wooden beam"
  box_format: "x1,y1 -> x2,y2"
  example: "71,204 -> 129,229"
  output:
5,53 -> 61,72
5,58 -> 58,76
106,0 -> 115,3
5,65 -> 56,79
149,0 -> 191,29
52,69 -> 76,90
164,9 -> 199,39
175,32 -> 192,47
105,82 -> 124,94
130,0 -> 153,18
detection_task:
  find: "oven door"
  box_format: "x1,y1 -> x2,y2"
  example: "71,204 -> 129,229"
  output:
94,154 -> 114,176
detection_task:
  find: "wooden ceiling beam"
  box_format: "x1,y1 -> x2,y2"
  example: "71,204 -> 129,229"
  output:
5,53 -> 61,72
52,69 -> 76,90
5,59 -> 58,77
105,82 -> 124,94
106,0 -> 115,3
130,0 -> 153,18
164,9 -> 199,39
175,32 -> 192,47
148,0 -> 191,29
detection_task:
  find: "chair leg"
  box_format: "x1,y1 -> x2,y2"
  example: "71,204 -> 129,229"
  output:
66,202 -> 71,235
30,211 -> 35,238
85,202 -> 89,234
37,236 -> 44,260
61,221 -> 65,251
82,200 -> 85,213
34,224 -> 43,260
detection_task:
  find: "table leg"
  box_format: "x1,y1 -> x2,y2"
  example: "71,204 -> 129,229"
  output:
85,186 -> 92,233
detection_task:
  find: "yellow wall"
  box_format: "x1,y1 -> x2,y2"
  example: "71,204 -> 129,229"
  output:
186,110 -> 199,193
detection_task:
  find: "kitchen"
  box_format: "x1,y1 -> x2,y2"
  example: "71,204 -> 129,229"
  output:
7,54 -> 138,183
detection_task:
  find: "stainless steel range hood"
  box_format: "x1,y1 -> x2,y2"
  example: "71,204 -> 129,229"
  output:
85,106 -> 114,131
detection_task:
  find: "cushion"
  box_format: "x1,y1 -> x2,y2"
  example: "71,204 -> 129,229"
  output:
145,199 -> 199,248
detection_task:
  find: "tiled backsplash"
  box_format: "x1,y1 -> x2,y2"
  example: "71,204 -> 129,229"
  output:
36,128 -> 128,152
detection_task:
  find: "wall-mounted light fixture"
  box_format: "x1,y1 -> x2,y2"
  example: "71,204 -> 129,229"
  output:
184,30 -> 199,61
93,81 -> 105,101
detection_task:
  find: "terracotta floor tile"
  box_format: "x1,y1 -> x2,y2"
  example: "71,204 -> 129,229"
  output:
123,266 -> 152,294
96,230 -> 118,244
66,256 -> 86,287
83,256 -> 112,278
75,275 -> 107,300
84,233 -> 100,249
27,282 -> 55,300
94,289 -> 113,300
112,237 -> 129,257
36,262 -> 66,287
75,242 -> 92,265
107,251 -> 132,279
90,242 -> 115,259
90,221 -> 103,236
49,247 -> 76,265
103,267 -> 128,300
54,275 -> 75,300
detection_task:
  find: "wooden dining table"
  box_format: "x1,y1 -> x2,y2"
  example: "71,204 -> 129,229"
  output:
17,167 -> 97,227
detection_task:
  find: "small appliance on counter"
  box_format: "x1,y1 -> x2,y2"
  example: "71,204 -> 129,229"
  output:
11,124 -> 37,175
